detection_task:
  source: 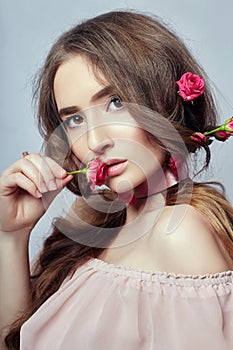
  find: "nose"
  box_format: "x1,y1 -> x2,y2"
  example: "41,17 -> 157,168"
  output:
85,106 -> 115,155
87,126 -> 114,155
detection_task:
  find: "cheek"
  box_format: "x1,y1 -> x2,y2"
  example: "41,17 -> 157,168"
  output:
69,133 -> 88,160
124,129 -> 165,167
106,162 -> 145,190
106,132 -> 165,192
106,157 -> 164,194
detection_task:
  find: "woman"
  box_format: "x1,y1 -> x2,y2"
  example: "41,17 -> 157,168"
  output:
0,10 -> 232,350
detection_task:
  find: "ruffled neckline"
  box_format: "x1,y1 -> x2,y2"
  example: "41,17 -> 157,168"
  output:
87,258 -> 233,287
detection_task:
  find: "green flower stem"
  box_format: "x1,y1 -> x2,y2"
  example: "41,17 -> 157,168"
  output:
224,117 -> 232,125
67,161 -> 91,181
204,125 -> 224,136
67,168 -> 87,175
204,117 -> 233,137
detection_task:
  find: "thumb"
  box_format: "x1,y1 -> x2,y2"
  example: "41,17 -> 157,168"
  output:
41,174 -> 73,210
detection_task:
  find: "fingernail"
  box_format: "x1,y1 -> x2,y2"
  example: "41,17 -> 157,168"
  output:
36,190 -> 42,198
40,182 -> 48,193
57,169 -> 67,178
61,169 -> 67,177
48,179 -> 57,191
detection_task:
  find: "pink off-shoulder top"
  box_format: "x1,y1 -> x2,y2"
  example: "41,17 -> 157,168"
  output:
20,258 -> 233,350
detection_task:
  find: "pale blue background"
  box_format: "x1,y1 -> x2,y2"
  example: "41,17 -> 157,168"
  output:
1,0 -> 233,258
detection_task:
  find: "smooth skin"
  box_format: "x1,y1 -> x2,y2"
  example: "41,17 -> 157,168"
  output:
54,56 -> 166,196
0,156 -> 72,347
0,55 -> 231,348
54,56 -> 231,273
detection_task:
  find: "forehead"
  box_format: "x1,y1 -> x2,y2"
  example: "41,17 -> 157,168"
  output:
54,56 -> 107,110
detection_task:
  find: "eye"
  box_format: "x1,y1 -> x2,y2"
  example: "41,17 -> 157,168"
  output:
107,96 -> 124,111
63,114 -> 84,128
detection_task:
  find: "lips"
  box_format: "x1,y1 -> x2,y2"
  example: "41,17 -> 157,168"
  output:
106,159 -> 128,177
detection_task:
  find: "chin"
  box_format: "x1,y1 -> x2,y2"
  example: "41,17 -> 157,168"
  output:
106,171 -> 146,194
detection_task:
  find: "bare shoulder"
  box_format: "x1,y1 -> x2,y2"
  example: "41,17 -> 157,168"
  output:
152,204 -> 232,275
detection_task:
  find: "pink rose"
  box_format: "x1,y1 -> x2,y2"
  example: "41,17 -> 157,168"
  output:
169,157 -> 178,178
190,132 -> 207,147
176,72 -> 205,101
87,158 -> 108,190
214,130 -> 230,142
169,156 -> 183,179
225,117 -> 233,133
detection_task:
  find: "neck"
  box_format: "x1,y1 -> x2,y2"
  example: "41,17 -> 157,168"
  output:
135,166 -> 186,199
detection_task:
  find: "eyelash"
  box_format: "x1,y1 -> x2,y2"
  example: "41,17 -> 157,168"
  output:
63,95 -> 124,129
106,95 -> 124,112
63,114 -> 84,129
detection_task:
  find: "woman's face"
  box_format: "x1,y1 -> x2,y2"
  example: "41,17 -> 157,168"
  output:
54,55 -> 165,194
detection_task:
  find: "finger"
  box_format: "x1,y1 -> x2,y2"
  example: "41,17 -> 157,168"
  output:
26,154 -> 59,192
0,172 -> 42,198
3,154 -> 66,194
27,154 -> 67,192
55,174 -> 73,189
3,158 -> 47,194
43,156 -> 67,179
40,174 -> 73,208
43,173 -> 73,196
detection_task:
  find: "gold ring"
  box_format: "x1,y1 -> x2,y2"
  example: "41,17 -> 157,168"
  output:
22,151 -> 29,157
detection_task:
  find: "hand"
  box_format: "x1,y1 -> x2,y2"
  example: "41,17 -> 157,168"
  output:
0,153 -> 73,233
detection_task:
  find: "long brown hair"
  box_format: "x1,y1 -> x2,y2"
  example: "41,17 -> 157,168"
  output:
5,10 -> 233,349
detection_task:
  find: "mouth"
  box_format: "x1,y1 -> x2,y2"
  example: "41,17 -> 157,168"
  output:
106,159 -> 128,177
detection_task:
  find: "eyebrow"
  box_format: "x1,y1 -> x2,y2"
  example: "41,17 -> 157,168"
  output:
58,85 -> 115,118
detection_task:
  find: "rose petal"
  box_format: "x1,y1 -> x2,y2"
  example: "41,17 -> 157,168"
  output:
176,72 -> 205,101
226,117 -> 233,132
191,132 -> 207,147
86,158 -> 108,190
214,130 -> 230,141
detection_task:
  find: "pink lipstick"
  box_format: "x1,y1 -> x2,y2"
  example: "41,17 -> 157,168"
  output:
107,160 -> 128,177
